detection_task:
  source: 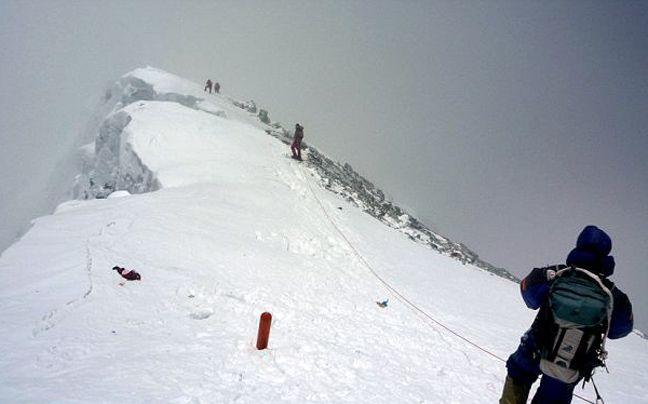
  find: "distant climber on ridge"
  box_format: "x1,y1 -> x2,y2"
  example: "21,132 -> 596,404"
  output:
291,123 -> 304,161
204,79 -> 213,93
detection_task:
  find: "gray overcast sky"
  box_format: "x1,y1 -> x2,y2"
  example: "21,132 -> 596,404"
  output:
1,1 -> 647,332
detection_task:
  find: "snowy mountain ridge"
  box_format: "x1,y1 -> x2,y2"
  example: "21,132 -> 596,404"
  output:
1,67 -> 645,403
77,66 -> 516,282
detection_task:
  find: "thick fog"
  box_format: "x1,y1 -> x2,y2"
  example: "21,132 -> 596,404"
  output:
1,1 -> 646,331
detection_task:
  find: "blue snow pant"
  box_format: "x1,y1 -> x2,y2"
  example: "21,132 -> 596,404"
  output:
506,329 -> 578,404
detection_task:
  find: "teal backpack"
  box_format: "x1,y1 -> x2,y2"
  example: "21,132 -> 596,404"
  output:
539,267 -> 614,383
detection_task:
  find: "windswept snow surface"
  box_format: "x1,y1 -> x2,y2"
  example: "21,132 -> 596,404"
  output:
1,67 -> 646,404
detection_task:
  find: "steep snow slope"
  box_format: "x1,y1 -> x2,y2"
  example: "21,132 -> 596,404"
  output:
0,68 -> 646,403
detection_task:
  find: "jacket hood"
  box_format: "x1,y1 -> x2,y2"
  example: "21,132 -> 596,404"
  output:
566,225 -> 615,277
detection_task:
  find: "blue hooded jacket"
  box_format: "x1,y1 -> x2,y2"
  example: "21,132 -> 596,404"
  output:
520,225 -> 633,339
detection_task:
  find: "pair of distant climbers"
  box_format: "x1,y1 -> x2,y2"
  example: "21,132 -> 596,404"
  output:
499,225 -> 634,404
291,123 -> 304,161
204,79 -> 220,94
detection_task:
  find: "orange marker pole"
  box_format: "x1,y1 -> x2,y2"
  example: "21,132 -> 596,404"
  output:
256,312 -> 273,350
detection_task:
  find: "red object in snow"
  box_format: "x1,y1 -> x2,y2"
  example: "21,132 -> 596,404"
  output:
256,312 -> 273,350
112,266 -> 141,281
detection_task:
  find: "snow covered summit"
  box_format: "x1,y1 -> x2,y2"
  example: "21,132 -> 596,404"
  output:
74,67 -> 275,199
77,67 -> 516,281
0,67 -> 646,403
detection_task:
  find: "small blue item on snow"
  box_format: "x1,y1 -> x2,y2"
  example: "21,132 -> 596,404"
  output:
376,298 -> 389,308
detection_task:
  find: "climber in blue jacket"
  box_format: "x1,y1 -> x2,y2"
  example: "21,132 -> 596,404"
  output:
499,225 -> 634,404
